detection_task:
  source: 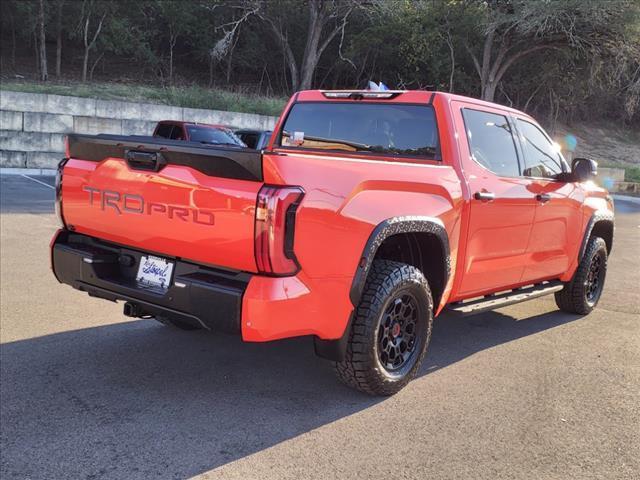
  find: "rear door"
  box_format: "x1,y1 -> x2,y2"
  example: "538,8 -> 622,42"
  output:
61,134 -> 262,272
453,104 -> 537,297
513,117 -> 583,282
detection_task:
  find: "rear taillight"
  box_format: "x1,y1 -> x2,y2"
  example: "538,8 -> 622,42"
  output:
255,185 -> 304,276
55,158 -> 68,227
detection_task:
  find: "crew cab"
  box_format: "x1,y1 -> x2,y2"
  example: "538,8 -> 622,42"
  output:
153,120 -> 245,147
51,90 -> 614,395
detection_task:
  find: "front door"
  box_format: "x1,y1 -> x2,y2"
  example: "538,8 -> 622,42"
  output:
513,117 -> 583,282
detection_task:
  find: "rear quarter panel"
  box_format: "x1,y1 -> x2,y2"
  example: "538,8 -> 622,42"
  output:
240,150 -> 462,341
264,152 -> 462,280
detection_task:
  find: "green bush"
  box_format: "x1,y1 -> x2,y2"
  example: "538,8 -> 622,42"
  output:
625,167 -> 640,183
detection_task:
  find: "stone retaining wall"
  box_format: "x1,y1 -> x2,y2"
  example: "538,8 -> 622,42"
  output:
0,90 -> 278,169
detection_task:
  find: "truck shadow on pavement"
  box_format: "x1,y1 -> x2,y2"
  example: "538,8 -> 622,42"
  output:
0,308 -> 581,479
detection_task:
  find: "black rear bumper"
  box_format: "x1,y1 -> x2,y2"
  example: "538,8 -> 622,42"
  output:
51,230 -> 250,333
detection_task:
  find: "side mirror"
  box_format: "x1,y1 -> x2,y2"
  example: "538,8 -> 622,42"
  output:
572,157 -> 598,182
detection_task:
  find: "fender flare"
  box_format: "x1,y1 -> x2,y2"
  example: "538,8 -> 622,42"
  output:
579,210 -> 615,260
349,216 -> 451,307
315,216 -> 451,362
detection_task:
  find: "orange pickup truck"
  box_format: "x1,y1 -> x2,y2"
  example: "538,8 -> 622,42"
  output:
51,90 -> 614,395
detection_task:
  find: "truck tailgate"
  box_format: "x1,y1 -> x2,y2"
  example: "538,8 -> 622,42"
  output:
61,134 -> 262,272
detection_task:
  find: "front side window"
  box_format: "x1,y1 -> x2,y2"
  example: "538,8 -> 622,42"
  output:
279,103 -> 439,159
516,119 -> 565,178
462,109 -> 520,177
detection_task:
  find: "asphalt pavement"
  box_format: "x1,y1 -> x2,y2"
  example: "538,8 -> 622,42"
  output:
0,174 -> 638,479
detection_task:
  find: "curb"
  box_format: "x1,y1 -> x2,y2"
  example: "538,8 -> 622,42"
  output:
0,167 -> 57,176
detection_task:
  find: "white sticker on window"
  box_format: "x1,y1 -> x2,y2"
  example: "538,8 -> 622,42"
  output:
291,131 -> 304,146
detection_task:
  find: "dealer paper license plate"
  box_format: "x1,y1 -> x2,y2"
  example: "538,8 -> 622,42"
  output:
136,255 -> 174,289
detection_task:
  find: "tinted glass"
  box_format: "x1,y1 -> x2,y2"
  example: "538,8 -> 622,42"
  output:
170,126 -> 184,140
258,131 -> 272,149
155,124 -> 174,139
280,103 -> 439,159
517,119 -> 564,178
186,126 -> 245,146
462,109 -> 520,177
238,133 -> 259,149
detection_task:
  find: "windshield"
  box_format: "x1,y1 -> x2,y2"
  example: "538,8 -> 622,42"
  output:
280,102 -> 439,159
186,125 -> 246,146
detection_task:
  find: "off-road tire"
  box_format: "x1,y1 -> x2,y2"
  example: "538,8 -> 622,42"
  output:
555,236 -> 608,315
153,315 -> 201,330
335,260 -> 433,396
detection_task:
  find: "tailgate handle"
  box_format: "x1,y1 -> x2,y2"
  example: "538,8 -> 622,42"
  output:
125,150 -> 166,172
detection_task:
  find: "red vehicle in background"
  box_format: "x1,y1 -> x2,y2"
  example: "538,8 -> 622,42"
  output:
153,120 -> 246,147
52,89 -> 614,395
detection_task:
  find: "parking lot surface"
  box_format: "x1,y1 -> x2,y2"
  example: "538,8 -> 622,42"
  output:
1,174 -> 638,479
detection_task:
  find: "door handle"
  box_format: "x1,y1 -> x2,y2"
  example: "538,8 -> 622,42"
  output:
474,191 -> 495,202
536,193 -> 551,203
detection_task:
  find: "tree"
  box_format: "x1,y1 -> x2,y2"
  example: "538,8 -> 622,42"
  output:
258,0 -> 358,91
0,0 -> 637,126
54,0 -> 65,78
462,0 -> 634,102
208,2 -> 261,84
1,1 -> 18,70
151,1 -> 199,84
76,0 -> 108,82
37,0 -> 47,81
347,1 -> 459,91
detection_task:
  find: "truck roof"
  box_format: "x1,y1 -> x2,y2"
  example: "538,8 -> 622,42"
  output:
296,90 -> 531,118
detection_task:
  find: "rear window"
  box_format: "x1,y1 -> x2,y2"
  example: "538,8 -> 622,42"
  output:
279,103 -> 439,159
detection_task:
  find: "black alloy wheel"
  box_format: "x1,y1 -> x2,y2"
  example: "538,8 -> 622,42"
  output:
585,250 -> 605,305
377,293 -> 422,372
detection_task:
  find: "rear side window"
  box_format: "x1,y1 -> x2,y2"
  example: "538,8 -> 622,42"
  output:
516,119 -> 565,178
279,103 -> 439,159
462,109 -> 520,177
155,124 -> 174,139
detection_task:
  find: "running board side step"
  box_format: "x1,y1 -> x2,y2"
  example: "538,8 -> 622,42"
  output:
447,281 -> 564,316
